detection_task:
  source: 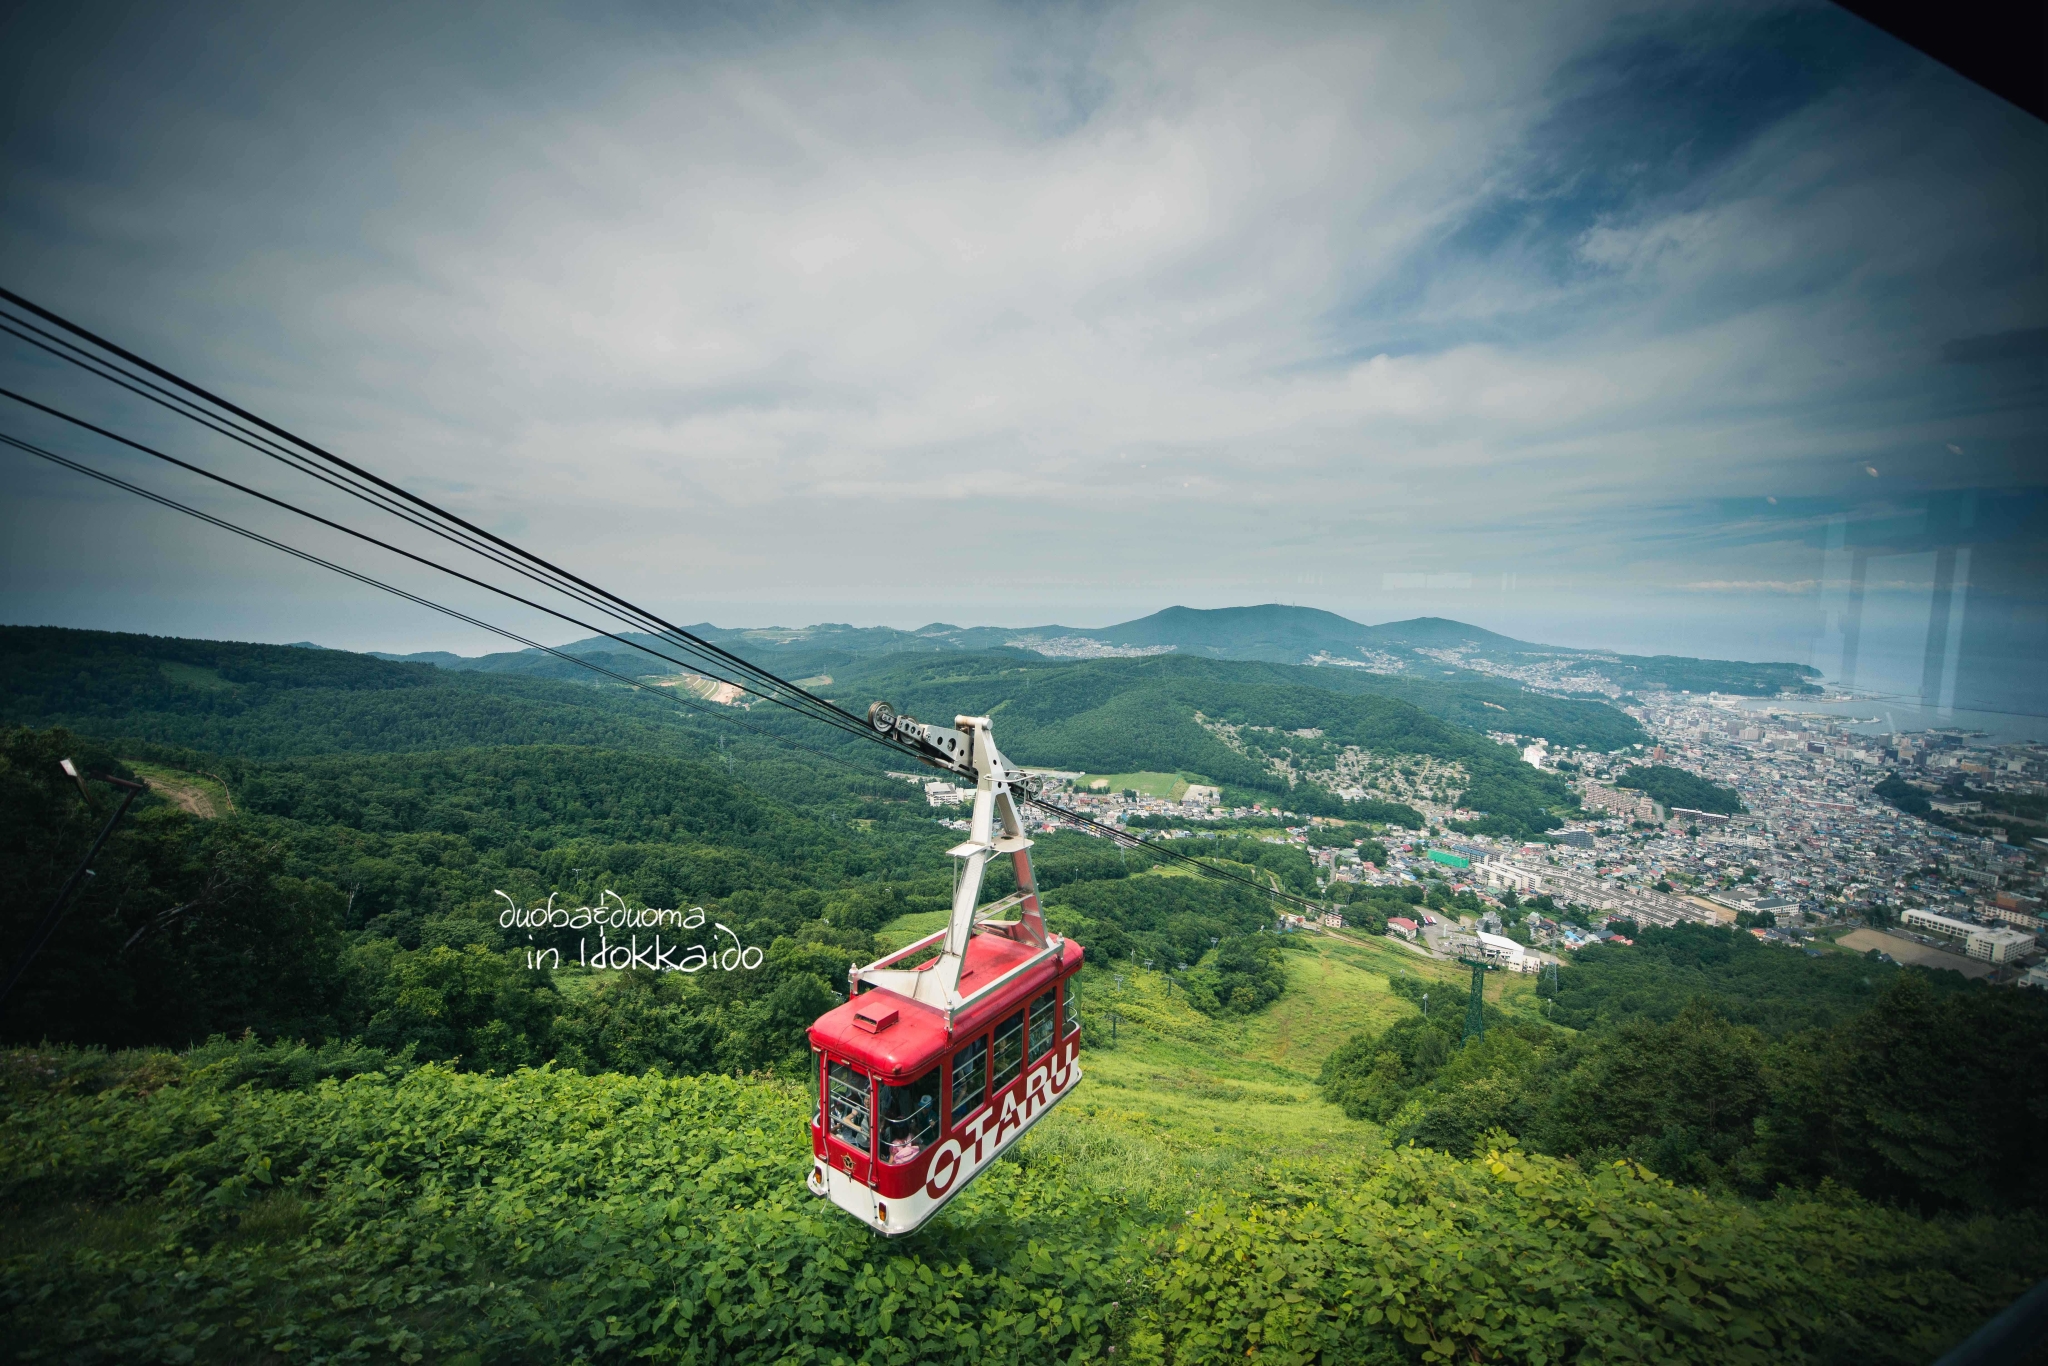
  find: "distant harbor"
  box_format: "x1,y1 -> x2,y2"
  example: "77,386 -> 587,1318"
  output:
1724,694 -> 2048,745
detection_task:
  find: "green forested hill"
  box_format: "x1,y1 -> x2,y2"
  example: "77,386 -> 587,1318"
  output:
1296,665 -> 1643,749
2,623 -> 2042,1362
828,651 -> 1585,835
495,629 -> 1654,751
1319,925 -> 2048,1216
2,627 -> 1608,836
1614,763 -> 1746,815
0,624 -> 1561,1066
481,605 -> 1821,699
0,626 -> 727,759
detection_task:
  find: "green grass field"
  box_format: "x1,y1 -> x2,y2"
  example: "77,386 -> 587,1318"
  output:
1076,771 -> 1193,799
874,907 -> 954,952
869,909 -> 1546,1208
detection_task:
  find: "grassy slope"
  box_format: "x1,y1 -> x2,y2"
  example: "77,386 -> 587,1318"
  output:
121,759 -> 235,818
876,909 -> 1546,1204
7,926 -> 2036,1363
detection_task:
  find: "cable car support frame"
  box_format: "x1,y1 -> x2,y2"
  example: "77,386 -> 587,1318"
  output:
803,705 -> 1083,1235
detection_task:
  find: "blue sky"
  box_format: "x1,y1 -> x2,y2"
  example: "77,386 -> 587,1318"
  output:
1,0 -> 2042,693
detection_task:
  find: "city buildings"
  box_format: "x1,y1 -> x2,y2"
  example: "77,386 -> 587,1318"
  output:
1901,909 -> 2036,963
972,688 -> 2045,981
1582,785 -> 1662,822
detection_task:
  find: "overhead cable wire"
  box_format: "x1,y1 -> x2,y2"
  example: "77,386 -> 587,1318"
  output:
0,288 -> 1335,915
0,307 -> 874,737
0,309 -> 813,708
0,385 -> 910,756
0,319 -> 835,743
2,425 -> 1330,914
0,429 -> 904,776
5,425 -> 1330,915
0,286 -> 887,737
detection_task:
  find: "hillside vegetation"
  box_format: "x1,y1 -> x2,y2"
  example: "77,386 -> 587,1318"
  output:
5,935 -> 2039,1365
1320,926 -> 2048,1209
458,605 -> 1823,699
0,626 -> 739,761
1613,764 -> 1745,815
828,651 -> 1590,836
0,624 -> 2038,1362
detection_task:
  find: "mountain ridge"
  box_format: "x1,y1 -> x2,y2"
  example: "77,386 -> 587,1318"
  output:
369,603 -> 1818,698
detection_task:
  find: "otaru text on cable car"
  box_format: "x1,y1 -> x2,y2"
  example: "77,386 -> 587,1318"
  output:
806,704 -> 1083,1235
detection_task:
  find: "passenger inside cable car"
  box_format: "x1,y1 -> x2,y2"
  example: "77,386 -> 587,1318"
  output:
949,1035 -> 987,1123
880,1072 -> 940,1164
991,1009 -> 1023,1088
827,1059 -> 870,1151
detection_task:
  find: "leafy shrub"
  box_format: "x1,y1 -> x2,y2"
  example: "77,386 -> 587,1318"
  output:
0,1058 -> 1132,1364
3,1053 -> 2034,1364
1145,1142 -> 2039,1366
1324,968 -> 2048,1217
1186,934 -> 1287,1016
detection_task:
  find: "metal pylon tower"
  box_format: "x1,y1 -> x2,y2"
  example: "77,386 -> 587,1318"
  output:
1462,959 -> 1487,1043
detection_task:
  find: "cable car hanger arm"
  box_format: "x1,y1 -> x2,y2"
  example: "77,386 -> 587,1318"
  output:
850,710 -> 1057,1023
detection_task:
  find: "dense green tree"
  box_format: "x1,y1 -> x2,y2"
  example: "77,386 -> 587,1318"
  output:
1322,959 -> 2048,1216
1546,922 -> 1917,1035
1612,764 -> 1744,815
1749,973 -> 2048,1212
352,940 -> 560,1070
0,726 -> 350,1048
1525,1001 -> 1770,1185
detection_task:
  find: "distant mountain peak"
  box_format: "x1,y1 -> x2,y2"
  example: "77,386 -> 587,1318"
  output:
345,603 -> 1814,699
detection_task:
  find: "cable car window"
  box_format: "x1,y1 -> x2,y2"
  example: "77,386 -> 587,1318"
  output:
1061,979 -> 1078,1038
1028,988 -> 1056,1059
826,1060 -> 871,1152
950,1036 -> 987,1123
880,1069 -> 941,1164
991,1010 -> 1024,1089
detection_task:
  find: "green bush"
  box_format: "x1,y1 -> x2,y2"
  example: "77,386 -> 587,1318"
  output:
0,1057 -> 1134,1364
1145,1142 -> 2036,1365
3,1051 -> 2033,1364
1322,968 -> 2048,1216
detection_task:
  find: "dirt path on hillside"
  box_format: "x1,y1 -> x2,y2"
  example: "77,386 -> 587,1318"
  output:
130,767 -> 233,819
143,775 -> 218,818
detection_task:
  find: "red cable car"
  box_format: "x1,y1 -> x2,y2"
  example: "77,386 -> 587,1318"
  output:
806,708 -> 1084,1235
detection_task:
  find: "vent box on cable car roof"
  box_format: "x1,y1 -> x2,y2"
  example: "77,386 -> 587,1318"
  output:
852,1004 -> 898,1033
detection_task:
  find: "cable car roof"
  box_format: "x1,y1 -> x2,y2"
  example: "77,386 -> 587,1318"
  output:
811,936 -> 1082,1080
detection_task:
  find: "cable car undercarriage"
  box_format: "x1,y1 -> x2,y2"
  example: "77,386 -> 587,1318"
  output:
805,706 -> 1084,1235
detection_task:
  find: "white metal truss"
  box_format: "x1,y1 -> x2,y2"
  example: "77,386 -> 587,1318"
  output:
849,712 -> 1060,1022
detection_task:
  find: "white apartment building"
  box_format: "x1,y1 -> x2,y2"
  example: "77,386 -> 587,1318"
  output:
1901,909 -> 2037,964
1474,857 -> 1541,893
1582,785 -> 1662,822
1474,856 -> 1722,930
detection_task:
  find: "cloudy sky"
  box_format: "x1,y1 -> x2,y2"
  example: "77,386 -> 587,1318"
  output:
1,0 -> 2042,686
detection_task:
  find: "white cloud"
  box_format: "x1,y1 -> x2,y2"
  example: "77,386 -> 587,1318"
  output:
0,0 -> 2042,651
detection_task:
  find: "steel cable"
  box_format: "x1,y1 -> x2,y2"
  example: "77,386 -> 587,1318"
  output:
0,288 -> 1338,915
